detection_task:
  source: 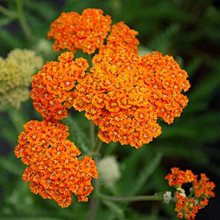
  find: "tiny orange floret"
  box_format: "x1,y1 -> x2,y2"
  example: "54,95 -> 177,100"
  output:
48,8 -> 112,54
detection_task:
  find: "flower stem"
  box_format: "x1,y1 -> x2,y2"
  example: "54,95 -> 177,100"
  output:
96,193 -> 163,202
90,121 -> 95,148
90,139 -> 102,157
87,121 -> 101,220
16,0 -> 32,41
87,180 -> 100,220
89,121 -> 102,157
87,120 -> 104,219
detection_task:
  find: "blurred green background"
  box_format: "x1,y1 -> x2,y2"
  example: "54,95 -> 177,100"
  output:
0,0 -> 219,219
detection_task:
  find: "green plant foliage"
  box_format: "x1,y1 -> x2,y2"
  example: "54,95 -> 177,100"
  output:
0,0 -> 219,219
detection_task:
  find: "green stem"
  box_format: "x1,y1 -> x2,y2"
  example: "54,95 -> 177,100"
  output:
89,121 -> 103,157
0,5 -> 17,18
96,193 -> 163,202
90,139 -> 102,157
16,0 -> 32,41
87,180 -> 100,220
90,121 -> 95,148
87,122 -> 102,220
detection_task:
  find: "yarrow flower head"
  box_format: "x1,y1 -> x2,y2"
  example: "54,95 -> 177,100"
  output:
13,8 -> 216,218
46,8 -> 190,148
165,167 -> 215,220
14,120 -> 98,208
31,52 -> 88,120
48,8 -> 112,54
0,49 -> 43,109
72,22 -> 190,148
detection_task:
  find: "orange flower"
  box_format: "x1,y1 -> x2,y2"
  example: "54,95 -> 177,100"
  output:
31,52 -> 88,120
15,120 -> 98,208
165,167 -> 196,187
165,167 -> 215,220
47,8 -> 189,148
141,51 -> 190,124
175,193 -> 200,220
106,22 -> 139,53
193,173 -> 215,199
48,8 -> 112,54
73,37 -> 189,148
73,44 -> 161,148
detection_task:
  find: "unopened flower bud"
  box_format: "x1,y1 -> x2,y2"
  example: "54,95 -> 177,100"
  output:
98,156 -> 121,188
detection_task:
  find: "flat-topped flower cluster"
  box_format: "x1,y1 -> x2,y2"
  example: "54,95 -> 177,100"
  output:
166,167 -> 215,220
15,120 -> 97,208
14,8 -> 215,217
34,8 -> 190,148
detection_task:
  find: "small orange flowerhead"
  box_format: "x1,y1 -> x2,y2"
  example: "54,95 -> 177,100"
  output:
106,22 -> 139,53
48,8 -> 112,54
141,51 -> 190,124
165,167 -> 215,220
15,120 -> 98,208
47,8 -> 190,148
31,52 -> 88,120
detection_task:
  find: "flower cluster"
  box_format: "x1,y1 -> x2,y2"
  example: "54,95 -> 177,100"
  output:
25,25 -> 100,207
48,8 -> 112,54
13,8 -> 214,217
0,49 -> 42,109
72,21 -> 190,148
165,167 -> 215,220
31,52 -> 88,120
47,9 -> 190,147
14,120 -> 98,208
106,22 -> 139,53
17,51 -> 98,207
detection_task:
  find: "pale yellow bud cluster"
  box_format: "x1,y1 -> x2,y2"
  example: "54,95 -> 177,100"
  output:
0,49 -> 43,110
98,156 -> 121,188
